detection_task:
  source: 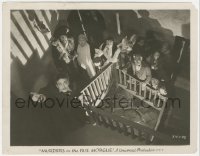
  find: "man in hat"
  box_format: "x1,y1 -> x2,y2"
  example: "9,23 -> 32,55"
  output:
51,26 -> 89,90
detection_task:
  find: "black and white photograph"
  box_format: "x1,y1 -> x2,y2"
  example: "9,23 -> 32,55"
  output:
2,2 -> 198,154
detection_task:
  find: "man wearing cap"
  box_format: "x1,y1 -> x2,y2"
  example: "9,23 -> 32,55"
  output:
51,26 -> 89,90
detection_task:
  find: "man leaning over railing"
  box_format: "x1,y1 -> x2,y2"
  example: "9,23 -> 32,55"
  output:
124,53 -> 152,90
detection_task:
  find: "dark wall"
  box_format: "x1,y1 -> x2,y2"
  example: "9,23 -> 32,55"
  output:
100,10 -> 190,45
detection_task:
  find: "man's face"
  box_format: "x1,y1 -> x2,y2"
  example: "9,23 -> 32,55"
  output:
59,35 -> 68,46
56,78 -> 71,93
134,55 -> 142,66
121,39 -> 133,53
138,39 -> 145,46
106,40 -> 113,47
161,44 -> 170,54
153,52 -> 160,60
78,37 -> 87,47
67,37 -> 75,52
151,78 -> 159,89
59,35 -> 75,52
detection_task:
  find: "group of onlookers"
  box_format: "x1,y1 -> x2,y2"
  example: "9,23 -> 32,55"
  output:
31,26 -> 175,102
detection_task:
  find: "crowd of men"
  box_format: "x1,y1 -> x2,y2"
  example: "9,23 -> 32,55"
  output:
31,24 -> 176,103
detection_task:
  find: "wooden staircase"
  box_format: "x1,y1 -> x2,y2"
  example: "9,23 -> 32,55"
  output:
77,63 -> 183,145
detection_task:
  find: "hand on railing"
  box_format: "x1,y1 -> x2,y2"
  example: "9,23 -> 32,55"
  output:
158,86 -> 167,96
30,92 -> 46,103
141,82 -> 147,90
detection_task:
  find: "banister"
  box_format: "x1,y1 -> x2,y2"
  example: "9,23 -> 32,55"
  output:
88,106 -> 180,145
80,63 -> 113,92
116,68 -> 168,104
76,62 -> 174,144
74,62 -> 113,99
118,68 -> 167,95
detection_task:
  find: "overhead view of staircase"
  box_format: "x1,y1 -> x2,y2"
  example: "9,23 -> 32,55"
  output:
10,10 -> 190,146
75,62 -> 186,145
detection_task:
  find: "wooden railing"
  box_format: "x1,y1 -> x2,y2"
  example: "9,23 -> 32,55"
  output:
80,63 -> 115,107
116,67 -> 168,131
117,68 -> 168,109
77,63 -> 178,144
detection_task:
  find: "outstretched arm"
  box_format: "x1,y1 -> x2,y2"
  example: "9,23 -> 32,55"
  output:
110,48 -> 121,63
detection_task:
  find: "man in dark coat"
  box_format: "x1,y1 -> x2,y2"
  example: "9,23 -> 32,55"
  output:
51,26 -> 90,91
30,73 -> 86,145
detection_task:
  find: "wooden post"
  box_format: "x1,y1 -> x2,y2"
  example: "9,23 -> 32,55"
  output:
119,69 -> 122,84
154,99 -> 167,131
139,82 -> 142,96
101,74 -> 107,90
81,91 -> 89,105
92,82 -> 99,97
89,85 -> 96,102
149,89 -> 152,101
143,87 -> 147,99
104,71 -> 109,85
129,76 -> 132,90
153,92 -> 157,107
95,79 -> 102,95
123,72 -> 127,86
85,88 -> 92,103
98,77 -> 104,91
134,79 -> 137,92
